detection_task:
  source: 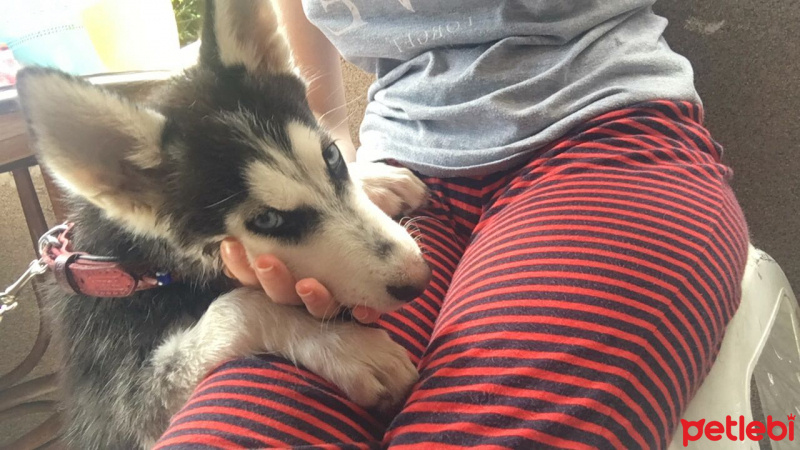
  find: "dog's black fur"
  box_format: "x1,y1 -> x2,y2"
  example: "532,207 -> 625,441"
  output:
34,65 -> 329,444
40,204 -> 227,448
19,27 -> 319,450
27,66 -> 306,443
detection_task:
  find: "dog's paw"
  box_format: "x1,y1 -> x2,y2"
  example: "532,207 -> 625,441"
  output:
202,290 -> 419,412
348,162 -> 428,217
317,326 -> 419,412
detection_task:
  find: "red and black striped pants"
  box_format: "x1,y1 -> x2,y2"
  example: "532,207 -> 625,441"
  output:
155,101 -> 749,449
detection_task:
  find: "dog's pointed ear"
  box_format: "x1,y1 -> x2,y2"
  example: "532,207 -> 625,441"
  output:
200,0 -> 294,76
15,68 -> 167,230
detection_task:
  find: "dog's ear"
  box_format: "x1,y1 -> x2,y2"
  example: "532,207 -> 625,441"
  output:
15,68 -> 167,231
199,0 -> 294,76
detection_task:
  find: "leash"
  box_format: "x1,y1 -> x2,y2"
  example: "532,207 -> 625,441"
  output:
0,223 -> 173,325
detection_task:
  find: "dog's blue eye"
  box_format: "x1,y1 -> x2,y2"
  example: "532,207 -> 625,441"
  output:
323,143 -> 342,167
323,143 -> 348,182
245,207 -> 322,243
252,210 -> 284,231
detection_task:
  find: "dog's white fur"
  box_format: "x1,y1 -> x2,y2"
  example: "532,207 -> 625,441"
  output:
214,0 -> 294,74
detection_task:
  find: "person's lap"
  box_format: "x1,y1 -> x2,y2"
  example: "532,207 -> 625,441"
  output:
155,101 -> 749,450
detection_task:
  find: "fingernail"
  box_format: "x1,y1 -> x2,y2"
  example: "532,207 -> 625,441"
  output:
297,289 -> 313,300
255,257 -> 273,272
221,239 -> 238,255
353,307 -> 369,321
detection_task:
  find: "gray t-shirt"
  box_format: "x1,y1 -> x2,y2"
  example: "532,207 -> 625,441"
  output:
303,0 -> 699,177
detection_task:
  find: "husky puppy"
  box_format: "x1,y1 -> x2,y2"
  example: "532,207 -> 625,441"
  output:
15,0 -> 431,448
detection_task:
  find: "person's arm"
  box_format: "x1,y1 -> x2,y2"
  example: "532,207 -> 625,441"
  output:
274,0 -> 356,162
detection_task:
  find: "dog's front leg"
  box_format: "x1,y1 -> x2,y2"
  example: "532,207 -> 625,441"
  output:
145,287 -> 417,444
276,309 -> 420,412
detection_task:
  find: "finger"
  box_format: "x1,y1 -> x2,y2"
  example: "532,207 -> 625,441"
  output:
296,278 -> 341,319
352,305 -> 382,324
253,255 -> 303,306
220,239 -> 258,286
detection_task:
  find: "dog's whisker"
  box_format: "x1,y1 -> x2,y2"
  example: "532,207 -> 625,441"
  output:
203,190 -> 247,209
320,301 -> 335,332
329,107 -> 359,132
298,67 -> 327,87
318,94 -> 361,120
316,96 -> 361,126
316,104 -> 348,125
302,72 -> 326,89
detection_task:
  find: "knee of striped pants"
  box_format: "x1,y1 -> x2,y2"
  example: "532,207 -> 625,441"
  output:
386,138 -> 749,449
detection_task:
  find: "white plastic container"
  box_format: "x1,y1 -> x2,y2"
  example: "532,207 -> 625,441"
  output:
81,0 -> 181,72
669,246 -> 800,449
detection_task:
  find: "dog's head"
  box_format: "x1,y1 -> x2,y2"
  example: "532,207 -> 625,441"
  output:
15,0 -> 430,311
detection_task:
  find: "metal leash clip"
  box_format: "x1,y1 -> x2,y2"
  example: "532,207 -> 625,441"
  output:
0,224 -> 66,324
0,259 -> 48,324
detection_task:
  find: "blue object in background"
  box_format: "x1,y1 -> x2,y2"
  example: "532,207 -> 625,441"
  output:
0,1 -> 106,76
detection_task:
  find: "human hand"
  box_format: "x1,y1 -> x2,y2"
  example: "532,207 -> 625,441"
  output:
220,238 -> 383,323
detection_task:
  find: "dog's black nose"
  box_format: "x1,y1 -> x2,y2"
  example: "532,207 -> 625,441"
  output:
387,284 -> 425,302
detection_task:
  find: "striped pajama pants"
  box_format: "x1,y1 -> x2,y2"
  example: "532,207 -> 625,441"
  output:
155,101 -> 749,449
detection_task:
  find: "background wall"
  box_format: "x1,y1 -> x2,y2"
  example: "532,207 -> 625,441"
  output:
655,2 -> 798,287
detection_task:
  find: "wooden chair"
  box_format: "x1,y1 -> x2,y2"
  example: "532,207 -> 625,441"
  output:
0,71 -> 172,450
